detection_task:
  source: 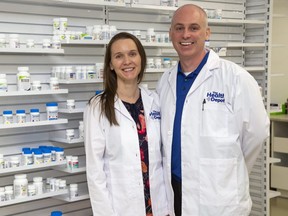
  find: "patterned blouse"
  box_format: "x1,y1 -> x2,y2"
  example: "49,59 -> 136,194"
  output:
122,92 -> 153,216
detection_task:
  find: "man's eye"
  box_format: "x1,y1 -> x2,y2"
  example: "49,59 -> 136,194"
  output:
175,27 -> 183,31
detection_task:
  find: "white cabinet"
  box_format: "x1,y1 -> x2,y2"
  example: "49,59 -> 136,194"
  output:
270,115 -> 288,197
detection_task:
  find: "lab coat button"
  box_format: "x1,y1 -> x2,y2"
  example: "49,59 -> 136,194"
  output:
168,131 -> 172,135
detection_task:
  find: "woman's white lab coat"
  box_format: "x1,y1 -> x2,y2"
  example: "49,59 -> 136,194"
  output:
84,86 -> 171,216
156,50 -> 269,216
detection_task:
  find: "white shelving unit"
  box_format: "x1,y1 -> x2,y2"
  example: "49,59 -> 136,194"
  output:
54,182 -> 89,202
58,79 -> 102,84
0,89 -> 68,97
50,137 -> 84,144
53,166 -> 86,174
58,108 -> 84,114
0,119 -> 68,129
0,48 -> 64,54
0,161 -> 66,175
0,189 -> 68,207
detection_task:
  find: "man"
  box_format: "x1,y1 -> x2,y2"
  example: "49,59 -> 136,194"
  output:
156,4 -> 269,216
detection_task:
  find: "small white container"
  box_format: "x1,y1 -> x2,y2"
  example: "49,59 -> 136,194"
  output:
2,110 -> 13,124
65,66 -> 75,80
22,149 -> 33,166
101,25 -> 110,40
66,129 -> 75,141
0,154 -> 4,169
147,58 -> 155,69
71,156 -> 79,170
52,36 -> 61,49
109,25 -> 118,39
133,30 -> 141,40
17,66 -> 31,91
69,184 -> 78,199
49,178 -> 56,191
160,0 -> 169,6
0,189 -> 5,202
59,17 -> 68,31
0,34 -> 6,48
14,174 -> 28,198
163,58 -> 171,68
66,99 -> 75,111
53,18 -> 60,31
169,0 -> 178,7
79,121 -> 84,139
30,108 -> 40,122
87,65 -> 96,79
27,184 -> 36,196
31,80 -> 42,91
42,39 -> 51,49
146,28 -> 156,43
42,149 -> 51,163
34,151 -> 44,165
16,109 -> 26,123
0,74 -> 8,92
10,156 -> 20,168
46,102 -> 58,120
59,180 -> 67,190
50,77 -> 59,90
66,155 -> 72,170
55,147 -> 64,161
4,186 -> 14,201
9,34 -> 20,48
26,39 -> 35,48
154,58 -> 162,69
33,177 -> 43,195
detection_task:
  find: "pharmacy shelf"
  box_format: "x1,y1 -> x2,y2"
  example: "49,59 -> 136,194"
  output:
53,156 -> 86,173
0,119 -> 68,129
210,42 -> 266,48
53,166 -> 86,173
244,66 -> 265,72
58,79 -> 103,84
142,42 -> 172,47
0,89 -> 68,97
268,190 -> 281,199
269,157 -> 281,164
58,108 -> 84,114
145,68 -> 166,73
54,183 -> 89,202
60,40 -> 109,45
0,189 -> 68,207
0,48 -> 64,54
50,137 -> 84,144
208,18 -> 266,25
0,161 -> 66,175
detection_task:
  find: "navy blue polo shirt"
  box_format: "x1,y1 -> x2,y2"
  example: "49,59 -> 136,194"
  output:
172,51 -> 210,182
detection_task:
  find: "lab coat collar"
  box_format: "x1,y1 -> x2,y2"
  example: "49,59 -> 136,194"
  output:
114,85 -> 154,122
167,49 -> 220,97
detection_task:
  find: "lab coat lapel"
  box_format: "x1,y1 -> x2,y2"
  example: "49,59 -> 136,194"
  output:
187,50 -> 220,96
167,65 -> 178,102
114,96 -> 134,122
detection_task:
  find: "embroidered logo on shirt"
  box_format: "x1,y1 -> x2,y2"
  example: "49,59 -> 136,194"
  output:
149,110 -> 161,120
206,91 -> 225,103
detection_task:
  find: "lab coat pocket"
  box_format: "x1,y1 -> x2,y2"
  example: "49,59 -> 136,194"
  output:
200,103 -> 228,137
199,158 -> 239,206
107,166 -> 136,201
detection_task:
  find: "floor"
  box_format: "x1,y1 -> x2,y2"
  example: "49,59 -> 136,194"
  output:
270,197 -> 288,216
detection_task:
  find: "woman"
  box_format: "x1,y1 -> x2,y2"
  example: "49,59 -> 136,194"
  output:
84,32 -> 171,216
